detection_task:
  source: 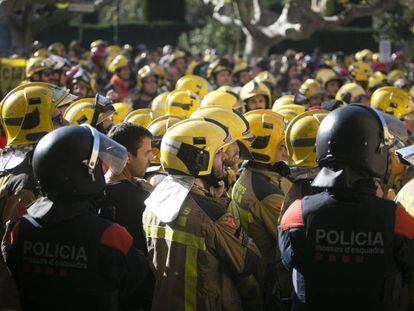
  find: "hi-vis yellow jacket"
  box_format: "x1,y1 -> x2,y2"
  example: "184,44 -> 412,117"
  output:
143,186 -> 261,311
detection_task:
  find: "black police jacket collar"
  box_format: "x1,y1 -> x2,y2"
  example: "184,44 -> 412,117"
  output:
27,196 -> 93,226
312,166 -> 376,191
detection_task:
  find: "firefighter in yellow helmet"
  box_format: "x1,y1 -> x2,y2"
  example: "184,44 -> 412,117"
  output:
368,71 -> 389,94
107,54 -> 132,102
355,49 -> 373,62
231,109 -> 292,309
281,110 -> 328,216
348,61 -> 372,89
63,96 -> 115,133
335,82 -> 370,104
167,50 -> 187,75
298,79 -> 325,108
232,62 -> 251,87
206,58 -> 234,88
165,89 -> 200,118
151,91 -> 169,116
254,71 -> 277,98
273,104 -> 306,124
175,74 -> 210,99
143,118 -> 261,310
240,80 -> 271,111
26,57 -> 53,83
315,68 -> 343,99
112,102 -> 132,125
371,86 -> 414,119
0,83 -> 77,308
272,94 -> 296,110
191,106 -> 253,191
124,108 -> 159,128
145,115 -> 184,186
387,69 -> 406,85
201,89 -> 245,113
133,65 -> 159,109
48,42 -> 65,57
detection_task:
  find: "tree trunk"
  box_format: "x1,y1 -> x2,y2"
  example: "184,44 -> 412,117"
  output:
244,32 -> 278,60
0,5 -> 11,55
8,5 -> 35,55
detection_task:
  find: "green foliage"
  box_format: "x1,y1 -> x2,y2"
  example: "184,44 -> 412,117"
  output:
143,0 -> 186,22
373,2 -> 414,57
178,17 -> 243,55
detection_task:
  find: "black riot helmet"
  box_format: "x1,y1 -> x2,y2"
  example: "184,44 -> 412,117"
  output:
33,125 -> 127,197
316,104 -> 397,178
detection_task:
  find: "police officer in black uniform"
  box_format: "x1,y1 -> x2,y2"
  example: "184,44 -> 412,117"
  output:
3,125 -> 148,310
279,104 -> 414,310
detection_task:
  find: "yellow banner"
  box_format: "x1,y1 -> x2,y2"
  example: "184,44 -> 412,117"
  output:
0,59 -> 26,99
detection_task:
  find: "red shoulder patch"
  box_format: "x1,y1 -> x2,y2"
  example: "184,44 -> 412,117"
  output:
280,200 -> 304,231
100,223 -> 133,255
10,221 -> 20,245
395,206 -> 414,239
225,216 -> 236,229
274,202 -> 282,212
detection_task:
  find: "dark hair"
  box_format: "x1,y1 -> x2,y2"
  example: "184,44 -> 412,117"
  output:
108,122 -> 152,156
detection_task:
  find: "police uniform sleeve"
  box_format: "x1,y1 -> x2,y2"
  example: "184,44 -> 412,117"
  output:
212,212 -> 261,278
393,205 -> 414,283
278,200 -> 306,273
99,223 -> 149,301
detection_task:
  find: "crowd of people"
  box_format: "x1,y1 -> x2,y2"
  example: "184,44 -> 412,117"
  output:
1,39 -> 414,310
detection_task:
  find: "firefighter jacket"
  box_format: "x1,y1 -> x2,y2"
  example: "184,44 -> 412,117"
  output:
230,162 -> 292,308
280,176 -> 414,310
143,185 -> 261,311
3,197 -> 148,311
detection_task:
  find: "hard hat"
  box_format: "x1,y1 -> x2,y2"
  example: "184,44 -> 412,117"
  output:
48,42 -> 65,56
355,49 -> 373,62
26,57 -> 52,78
299,79 -> 324,99
335,82 -> 367,103
108,54 -> 129,73
63,98 -> 114,126
254,71 -> 277,89
191,106 -> 252,141
0,82 -> 77,146
106,45 -> 122,57
185,61 -> 208,76
175,74 -> 209,99
232,62 -> 249,76
151,92 -> 170,116
90,39 -> 106,50
370,86 -> 414,118
147,115 -> 184,164
137,65 -> 158,88
315,68 -> 342,88
372,53 -> 380,63
272,95 -> 295,110
200,90 -> 245,112
112,102 -> 132,125
166,90 -> 200,118
316,104 -> 394,178
368,71 -> 388,91
33,48 -> 48,58
150,63 -> 166,87
160,118 -> 232,176
206,58 -> 234,80
273,104 -> 306,124
387,70 -> 406,85
240,109 -> 285,164
240,81 -> 271,107
285,110 -> 328,167
167,50 -> 186,65
348,61 -> 372,82
124,108 -> 160,128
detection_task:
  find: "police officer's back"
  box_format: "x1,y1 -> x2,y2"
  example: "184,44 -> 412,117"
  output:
279,104 -> 414,310
4,125 -> 148,310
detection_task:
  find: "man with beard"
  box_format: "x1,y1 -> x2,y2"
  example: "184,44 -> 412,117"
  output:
143,118 -> 260,310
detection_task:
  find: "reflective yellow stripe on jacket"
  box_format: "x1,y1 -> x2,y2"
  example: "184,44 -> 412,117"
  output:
144,225 -> 206,311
